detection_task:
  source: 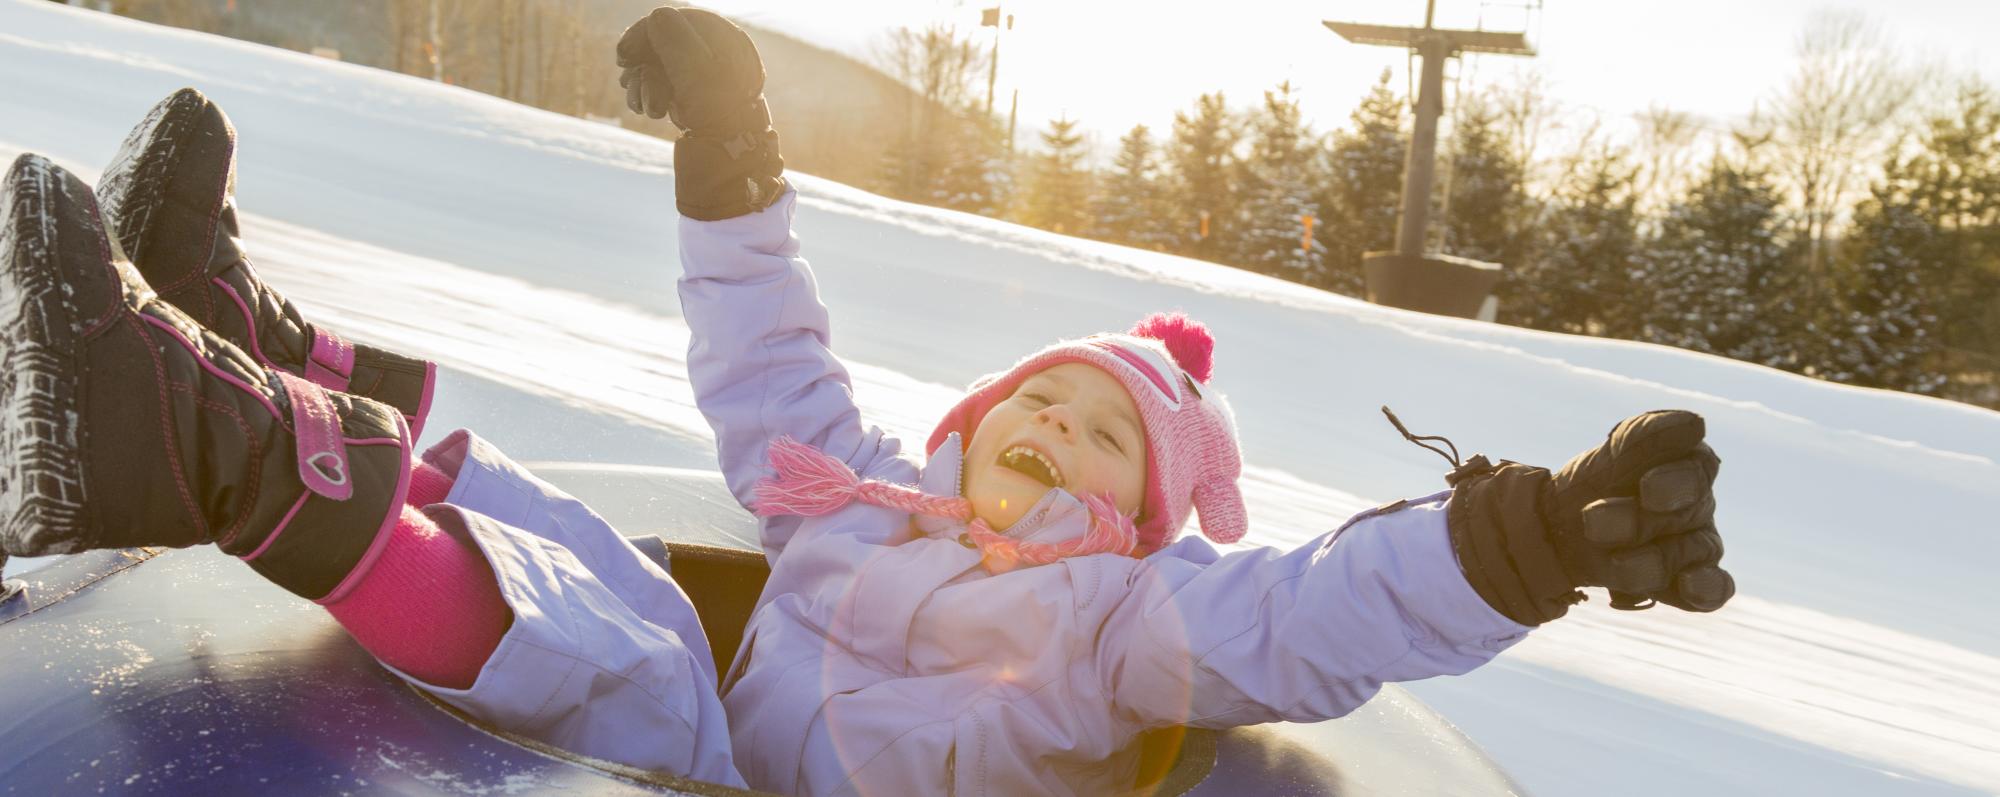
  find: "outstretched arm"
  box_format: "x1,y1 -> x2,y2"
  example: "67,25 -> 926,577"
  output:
1101,410 -> 1735,728
1100,496 -> 1529,729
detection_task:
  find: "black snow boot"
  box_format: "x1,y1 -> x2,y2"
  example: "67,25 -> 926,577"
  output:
95,87 -> 437,439
0,154 -> 410,602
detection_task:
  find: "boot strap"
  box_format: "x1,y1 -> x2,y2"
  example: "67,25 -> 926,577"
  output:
305,327 -> 355,392
274,370 -> 353,501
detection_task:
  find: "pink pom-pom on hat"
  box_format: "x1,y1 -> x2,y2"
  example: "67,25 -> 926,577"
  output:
926,312 -> 1248,553
1129,312 -> 1215,384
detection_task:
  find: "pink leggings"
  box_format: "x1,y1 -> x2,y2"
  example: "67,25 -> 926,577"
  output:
320,459 -> 510,689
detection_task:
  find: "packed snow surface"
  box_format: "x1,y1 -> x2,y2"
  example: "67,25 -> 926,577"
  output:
3,3 -> 1997,795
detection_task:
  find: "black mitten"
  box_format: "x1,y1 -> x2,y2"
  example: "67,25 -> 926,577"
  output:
1444,410 -> 1735,625
616,7 -> 785,220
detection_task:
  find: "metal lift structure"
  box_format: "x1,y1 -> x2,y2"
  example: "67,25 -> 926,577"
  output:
1325,1 -> 1536,319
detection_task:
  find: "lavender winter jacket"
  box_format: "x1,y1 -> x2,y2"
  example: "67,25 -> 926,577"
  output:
682,190 -> 1534,797
391,429 -> 745,787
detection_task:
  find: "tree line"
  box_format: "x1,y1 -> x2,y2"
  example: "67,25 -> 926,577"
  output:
869,14 -> 1998,410
97,3 -> 1998,408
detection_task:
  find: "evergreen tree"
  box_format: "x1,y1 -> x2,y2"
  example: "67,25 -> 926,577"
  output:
1021,116 -> 1093,234
1815,82 -> 2000,401
1089,125 -> 1175,250
929,112 -> 1013,217
1822,163 -> 1948,393
1441,98 -> 1527,267
874,111 -> 945,204
1235,82 -> 1329,283
870,23 -> 994,210
1902,83 -> 2000,404
1507,144 -> 1644,337
872,137 -> 920,201
1318,70 -> 1406,296
1165,92 -> 1240,261
878,114 -> 1004,214
1639,156 -> 1805,368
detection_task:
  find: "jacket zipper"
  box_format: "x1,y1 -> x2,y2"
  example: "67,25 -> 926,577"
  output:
956,497 -> 1057,549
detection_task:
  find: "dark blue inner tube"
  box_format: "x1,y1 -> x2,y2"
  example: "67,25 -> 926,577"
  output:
0,538 -> 1523,796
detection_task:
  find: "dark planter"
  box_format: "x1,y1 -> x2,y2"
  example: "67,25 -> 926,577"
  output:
1363,252 -> 1504,319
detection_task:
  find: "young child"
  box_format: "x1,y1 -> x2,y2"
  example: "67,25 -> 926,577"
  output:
627,7 -> 1732,796
0,13 -> 1730,797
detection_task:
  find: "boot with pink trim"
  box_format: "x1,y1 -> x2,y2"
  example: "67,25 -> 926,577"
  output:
95,87 -> 437,439
0,154 -> 410,603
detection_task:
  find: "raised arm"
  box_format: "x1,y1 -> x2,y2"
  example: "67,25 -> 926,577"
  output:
678,194 -> 890,509
1101,410 -> 1736,728
622,7 -> 901,558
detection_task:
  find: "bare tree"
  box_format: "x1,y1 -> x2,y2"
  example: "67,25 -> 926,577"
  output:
871,24 -> 993,197
1490,70 -> 1561,197
1734,104 -> 1777,156
1547,114 -> 1607,191
494,0 -> 524,100
529,0 -> 550,106
1633,105 -> 1700,219
566,6 -> 587,116
1772,9 -> 1915,277
384,0 -> 474,82
133,0 -> 221,33
428,0 -> 445,81
408,0 -> 481,83
386,0 -> 420,74
874,24 -> 990,116
532,2 -> 584,114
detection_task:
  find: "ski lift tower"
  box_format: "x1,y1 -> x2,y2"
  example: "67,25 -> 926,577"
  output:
1325,1 -> 1535,319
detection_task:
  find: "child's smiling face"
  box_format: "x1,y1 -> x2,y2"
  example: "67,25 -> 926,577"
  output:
962,362 -> 1149,530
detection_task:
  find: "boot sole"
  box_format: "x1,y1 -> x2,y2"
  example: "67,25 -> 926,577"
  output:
96,87 -> 215,272
96,91 -> 434,427
0,155 -> 94,556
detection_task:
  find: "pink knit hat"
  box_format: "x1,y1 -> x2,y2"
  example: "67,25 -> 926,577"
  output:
925,312 -> 1248,553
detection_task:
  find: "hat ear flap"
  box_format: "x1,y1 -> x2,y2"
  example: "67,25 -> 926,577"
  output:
1192,482 -> 1248,545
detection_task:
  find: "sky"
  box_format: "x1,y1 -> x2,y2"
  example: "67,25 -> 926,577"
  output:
699,0 -> 2000,159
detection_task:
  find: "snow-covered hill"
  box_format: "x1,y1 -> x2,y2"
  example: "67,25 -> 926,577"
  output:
3,3 -> 1996,795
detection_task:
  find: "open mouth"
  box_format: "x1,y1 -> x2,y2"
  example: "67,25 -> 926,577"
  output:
998,445 -> 1065,489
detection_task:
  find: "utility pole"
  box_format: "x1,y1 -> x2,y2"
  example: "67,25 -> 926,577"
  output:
982,8 -> 1019,156
1325,0 -> 1535,320
986,34 -> 999,116
1007,88 -> 1019,156
981,7 -> 1011,117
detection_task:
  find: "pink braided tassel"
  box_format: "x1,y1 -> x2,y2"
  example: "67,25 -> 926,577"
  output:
963,493 -> 1138,574
754,436 -> 974,520
1080,494 -> 1142,557
753,436 -> 865,516
756,437 -> 1139,573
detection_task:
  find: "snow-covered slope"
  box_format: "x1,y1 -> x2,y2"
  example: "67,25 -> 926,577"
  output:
3,3 -> 1996,795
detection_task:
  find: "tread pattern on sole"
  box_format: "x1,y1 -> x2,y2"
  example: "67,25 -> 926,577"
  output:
96,90 -> 201,267
1,156 -> 91,556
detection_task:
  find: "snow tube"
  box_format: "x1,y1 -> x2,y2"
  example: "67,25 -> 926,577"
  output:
0,466 -> 1526,796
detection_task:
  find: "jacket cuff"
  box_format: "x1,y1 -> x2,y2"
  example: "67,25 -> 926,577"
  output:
1396,498 -> 1536,651
676,187 -> 800,278
1447,465 -> 1580,626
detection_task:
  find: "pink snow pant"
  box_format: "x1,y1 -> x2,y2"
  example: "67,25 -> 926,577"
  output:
333,429 -> 743,785
320,451 -> 510,689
